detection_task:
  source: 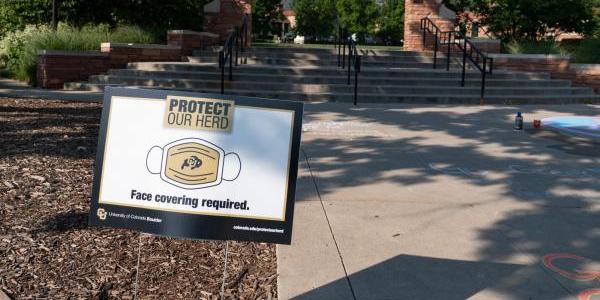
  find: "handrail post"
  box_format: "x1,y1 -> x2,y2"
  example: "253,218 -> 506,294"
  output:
337,27 -> 341,67
489,57 -> 493,74
433,29 -> 438,69
354,56 -> 361,106
229,41 -> 233,81
347,41 -> 352,85
461,36 -> 467,87
481,58 -> 487,105
219,51 -> 225,94
422,19 -> 426,46
446,32 -> 452,71
235,27 -> 239,66
342,31 -> 346,69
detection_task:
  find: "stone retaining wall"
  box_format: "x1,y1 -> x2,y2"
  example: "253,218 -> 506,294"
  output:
490,54 -> 599,93
554,64 -> 600,94
470,38 -> 501,54
167,30 -> 220,55
37,43 -> 183,89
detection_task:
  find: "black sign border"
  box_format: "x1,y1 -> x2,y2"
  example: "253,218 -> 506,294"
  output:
88,87 -> 304,245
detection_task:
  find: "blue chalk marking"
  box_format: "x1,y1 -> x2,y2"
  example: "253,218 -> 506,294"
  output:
542,116 -> 600,138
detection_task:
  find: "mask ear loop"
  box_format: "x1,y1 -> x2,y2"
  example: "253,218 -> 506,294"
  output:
146,146 -> 163,175
223,152 -> 241,181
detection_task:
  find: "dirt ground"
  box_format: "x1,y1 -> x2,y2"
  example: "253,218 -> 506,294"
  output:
0,98 -> 277,299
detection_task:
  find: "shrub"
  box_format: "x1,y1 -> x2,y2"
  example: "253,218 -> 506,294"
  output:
505,40 -> 565,55
0,23 -> 158,84
504,39 -> 600,64
562,38 -> 600,64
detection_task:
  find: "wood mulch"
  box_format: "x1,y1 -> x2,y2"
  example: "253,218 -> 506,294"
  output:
0,98 -> 277,300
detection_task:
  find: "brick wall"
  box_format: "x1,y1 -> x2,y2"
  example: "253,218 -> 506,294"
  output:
490,54 -> 600,94
404,0 -> 455,51
490,54 -> 571,74
37,51 -> 111,89
470,38 -> 501,54
37,43 -> 183,89
167,30 -> 220,55
204,0 -> 252,46
554,64 -> 600,94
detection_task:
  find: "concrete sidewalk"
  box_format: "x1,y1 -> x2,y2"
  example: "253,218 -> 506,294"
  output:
278,103 -> 600,299
0,78 -> 101,102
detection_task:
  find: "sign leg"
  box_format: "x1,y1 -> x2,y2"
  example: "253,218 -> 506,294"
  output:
220,240 -> 230,300
133,233 -> 143,300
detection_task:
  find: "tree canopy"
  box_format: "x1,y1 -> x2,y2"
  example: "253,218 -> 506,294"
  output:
292,0 -> 337,39
0,0 -> 208,38
253,0 -> 284,37
376,0 -> 405,44
472,0 -> 596,40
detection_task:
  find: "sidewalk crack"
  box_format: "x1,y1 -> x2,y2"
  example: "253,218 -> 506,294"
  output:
301,148 -> 358,300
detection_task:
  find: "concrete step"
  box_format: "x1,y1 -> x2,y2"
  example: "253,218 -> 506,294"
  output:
228,47 -> 416,57
193,50 -> 438,61
126,62 -> 551,80
188,54 -> 444,64
185,56 -> 462,68
107,69 -> 571,87
63,82 -> 600,104
87,75 -> 592,96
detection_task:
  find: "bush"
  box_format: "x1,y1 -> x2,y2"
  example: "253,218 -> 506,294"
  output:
0,0 -> 207,40
561,38 -> 600,64
505,40 -> 565,55
0,23 -> 157,84
504,39 -> 600,64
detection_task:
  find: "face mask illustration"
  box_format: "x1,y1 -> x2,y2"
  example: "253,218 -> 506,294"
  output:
146,138 -> 241,189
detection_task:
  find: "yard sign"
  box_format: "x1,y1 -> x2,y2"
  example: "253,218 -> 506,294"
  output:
88,87 -> 303,244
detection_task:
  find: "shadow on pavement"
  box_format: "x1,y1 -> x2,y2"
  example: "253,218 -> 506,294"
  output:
298,104 -> 600,298
293,254 -> 524,300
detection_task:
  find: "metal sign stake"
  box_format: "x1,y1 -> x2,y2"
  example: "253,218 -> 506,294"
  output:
133,233 -> 143,300
220,240 -> 230,300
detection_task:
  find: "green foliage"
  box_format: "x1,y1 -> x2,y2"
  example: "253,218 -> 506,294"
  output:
253,0 -> 284,37
442,0 -> 475,13
0,0 -> 207,39
472,0 -> 596,41
0,23 -> 157,84
593,0 -> 600,37
504,38 -> 600,63
376,0 -> 404,45
0,0 -> 51,37
293,0 -> 337,39
561,38 -> 600,63
336,0 -> 378,38
505,40 -> 565,55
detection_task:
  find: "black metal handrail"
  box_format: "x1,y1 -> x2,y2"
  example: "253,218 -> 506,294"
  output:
336,26 -> 361,105
219,14 -> 248,94
420,17 -> 493,104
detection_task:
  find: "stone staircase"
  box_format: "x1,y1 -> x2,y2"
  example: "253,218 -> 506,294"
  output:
64,46 -> 600,104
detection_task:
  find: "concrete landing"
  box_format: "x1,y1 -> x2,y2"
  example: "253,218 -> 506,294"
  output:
278,103 -> 600,300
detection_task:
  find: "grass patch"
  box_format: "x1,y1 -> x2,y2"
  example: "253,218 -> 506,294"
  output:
0,23 -> 158,85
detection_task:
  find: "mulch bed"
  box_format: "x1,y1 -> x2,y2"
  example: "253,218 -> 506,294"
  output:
0,98 -> 277,300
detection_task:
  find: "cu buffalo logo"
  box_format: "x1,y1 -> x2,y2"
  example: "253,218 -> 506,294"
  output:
181,156 -> 202,170
146,138 -> 241,189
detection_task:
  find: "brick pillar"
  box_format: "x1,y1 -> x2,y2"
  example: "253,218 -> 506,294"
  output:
204,0 -> 252,46
404,0 -> 455,51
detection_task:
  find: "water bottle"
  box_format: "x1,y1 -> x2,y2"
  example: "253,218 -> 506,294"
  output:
514,112 -> 523,130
